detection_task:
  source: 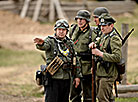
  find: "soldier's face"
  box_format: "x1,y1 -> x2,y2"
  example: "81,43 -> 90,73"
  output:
77,18 -> 87,28
93,16 -> 100,26
101,24 -> 113,34
56,28 -> 67,39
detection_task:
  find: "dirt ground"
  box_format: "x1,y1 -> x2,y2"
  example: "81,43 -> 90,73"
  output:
0,94 -> 43,102
0,10 -> 54,51
0,10 -> 138,101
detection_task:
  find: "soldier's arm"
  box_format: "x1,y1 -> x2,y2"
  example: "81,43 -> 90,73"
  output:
35,37 -> 51,51
73,56 -> 82,88
71,41 -> 82,78
103,35 -> 122,62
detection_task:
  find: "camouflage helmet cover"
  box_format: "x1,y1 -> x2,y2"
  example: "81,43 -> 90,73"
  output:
99,13 -> 116,26
54,19 -> 69,31
93,7 -> 109,18
75,10 -> 91,22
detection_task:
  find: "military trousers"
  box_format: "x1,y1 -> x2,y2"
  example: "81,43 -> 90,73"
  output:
96,77 -> 116,102
45,79 -> 70,102
70,74 -> 92,102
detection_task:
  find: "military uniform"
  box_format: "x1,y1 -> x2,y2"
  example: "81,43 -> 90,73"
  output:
36,36 -> 81,79
95,14 -> 122,102
70,25 -> 96,75
35,19 -> 82,102
69,10 -> 97,102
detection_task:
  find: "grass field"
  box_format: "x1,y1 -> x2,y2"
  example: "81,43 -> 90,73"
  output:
0,48 -> 138,101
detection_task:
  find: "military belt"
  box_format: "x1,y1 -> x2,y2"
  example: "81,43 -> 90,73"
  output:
97,76 -> 113,78
77,52 -> 92,61
62,62 -> 72,70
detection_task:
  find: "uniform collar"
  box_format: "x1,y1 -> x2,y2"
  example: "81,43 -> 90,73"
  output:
55,36 -> 68,44
102,29 -> 115,39
78,24 -> 90,33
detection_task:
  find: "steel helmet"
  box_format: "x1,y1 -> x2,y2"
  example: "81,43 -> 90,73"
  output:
54,19 -> 69,31
75,10 -> 91,22
93,7 -> 109,18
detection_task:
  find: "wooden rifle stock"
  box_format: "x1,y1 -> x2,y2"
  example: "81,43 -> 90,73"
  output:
92,55 -> 96,102
114,28 -> 134,98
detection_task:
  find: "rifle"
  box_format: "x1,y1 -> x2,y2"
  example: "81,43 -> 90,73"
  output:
41,54 -> 46,62
91,55 -> 96,102
114,28 -> 134,45
122,28 -> 134,45
114,28 -> 134,97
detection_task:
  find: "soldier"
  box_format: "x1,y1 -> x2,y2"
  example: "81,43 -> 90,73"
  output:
69,10 -> 96,102
92,7 -> 109,39
89,14 -> 122,102
34,19 -> 82,102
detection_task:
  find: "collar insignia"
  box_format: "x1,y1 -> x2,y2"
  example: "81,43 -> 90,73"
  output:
101,18 -> 104,23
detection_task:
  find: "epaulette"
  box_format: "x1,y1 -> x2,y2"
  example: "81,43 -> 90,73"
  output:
70,24 -> 78,38
109,30 -> 117,38
48,35 -> 54,39
71,23 -> 77,27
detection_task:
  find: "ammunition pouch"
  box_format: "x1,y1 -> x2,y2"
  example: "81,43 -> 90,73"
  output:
36,70 -> 43,85
62,62 -> 72,70
46,56 -> 64,75
97,57 -> 111,73
35,65 -> 51,86
77,52 -> 92,61
100,61 -> 111,73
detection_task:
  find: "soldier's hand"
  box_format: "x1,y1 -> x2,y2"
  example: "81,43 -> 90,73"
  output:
74,78 -> 80,88
89,42 -> 96,49
92,48 -> 103,57
34,38 -> 44,45
91,67 -> 93,74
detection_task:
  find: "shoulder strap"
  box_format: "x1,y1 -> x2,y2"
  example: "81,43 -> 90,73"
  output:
47,36 -> 60,57
69,24 -> 77,38
114,28 -> 123,41
88,26 -> 94,44
106,34 -> 116,54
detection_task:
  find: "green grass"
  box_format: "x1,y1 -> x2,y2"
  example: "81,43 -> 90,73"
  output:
0,48 -> 44,67
116,97 -> 138,102
0,48 -> 45,97
0,83 -> 43,97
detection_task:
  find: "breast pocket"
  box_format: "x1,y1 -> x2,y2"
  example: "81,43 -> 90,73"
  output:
79,40 -> 89,52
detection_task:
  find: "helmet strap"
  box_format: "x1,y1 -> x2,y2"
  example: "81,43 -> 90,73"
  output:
80,22 -> 89,31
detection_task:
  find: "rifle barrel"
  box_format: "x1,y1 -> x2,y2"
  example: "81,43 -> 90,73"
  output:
122,28 -> 134,45
41,54 -> 46,63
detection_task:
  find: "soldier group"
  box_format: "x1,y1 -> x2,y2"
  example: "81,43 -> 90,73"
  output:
34,7 -> 122,102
